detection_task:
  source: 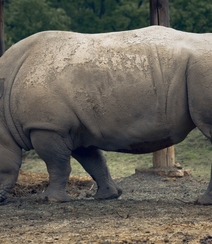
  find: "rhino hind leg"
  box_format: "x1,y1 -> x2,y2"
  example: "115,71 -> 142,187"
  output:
190,126 -> 212,204
196,165 -> 212,205
0,145 -> 22,202
30,130 -> 72,202
72,147 -> 122,200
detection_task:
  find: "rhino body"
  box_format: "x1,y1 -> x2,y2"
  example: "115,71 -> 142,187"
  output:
0,26 -> 212,204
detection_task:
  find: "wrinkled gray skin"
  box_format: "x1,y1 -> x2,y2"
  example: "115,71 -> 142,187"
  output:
0,26 -> 212,204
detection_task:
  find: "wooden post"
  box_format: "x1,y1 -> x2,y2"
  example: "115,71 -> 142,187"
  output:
0,0 -> 4,56
136,0 -> 191,177
153,146 -> 175,168
150,0 -> 170,27
150,0 -> 175,170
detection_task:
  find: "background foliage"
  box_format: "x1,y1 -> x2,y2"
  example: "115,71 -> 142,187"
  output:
4,0 -> 212,49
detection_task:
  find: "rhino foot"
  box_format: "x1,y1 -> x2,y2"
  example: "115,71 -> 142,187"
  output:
0,191 -> 7,202
195,192 -> 212,205
0,185 -> 12,202
36,190 -> 72,203
94,185 -> 122,200
196,165 -> 212,205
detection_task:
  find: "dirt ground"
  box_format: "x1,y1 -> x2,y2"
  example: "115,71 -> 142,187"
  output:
0,171 -> 212,244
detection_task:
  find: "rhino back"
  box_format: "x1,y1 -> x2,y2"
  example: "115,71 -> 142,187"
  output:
2,26 -> 203,152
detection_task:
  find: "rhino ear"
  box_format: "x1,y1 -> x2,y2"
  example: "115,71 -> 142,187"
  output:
0,78 -> 4,98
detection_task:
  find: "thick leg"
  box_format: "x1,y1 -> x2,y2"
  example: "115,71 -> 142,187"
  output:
196,165 -> 212,205
187,61 -> 212,205
30,130 -> 72,202
0,132 -> 22,202
72,147 -> 122,200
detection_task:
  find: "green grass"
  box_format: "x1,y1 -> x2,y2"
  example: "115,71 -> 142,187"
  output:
21,128 -> 212,180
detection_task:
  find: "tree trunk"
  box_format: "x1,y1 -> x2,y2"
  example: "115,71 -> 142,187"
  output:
150,0 -> 175,169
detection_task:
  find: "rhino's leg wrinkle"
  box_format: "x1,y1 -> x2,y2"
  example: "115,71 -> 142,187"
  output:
30,130 -> 72,202
72,147 -> 122,200
0,146 -> 22,202
196,164 -> 212,205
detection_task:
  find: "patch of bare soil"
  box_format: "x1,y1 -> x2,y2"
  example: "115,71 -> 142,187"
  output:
0,171 -> 212,244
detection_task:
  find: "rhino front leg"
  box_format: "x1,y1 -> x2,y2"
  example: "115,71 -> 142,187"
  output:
72,147 -> 122,200
30,130 -> 72,202
196,165 -> 212,205
0,137 -> 22,202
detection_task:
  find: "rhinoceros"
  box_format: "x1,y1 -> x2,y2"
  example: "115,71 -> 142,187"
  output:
0,26 -> 212,204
